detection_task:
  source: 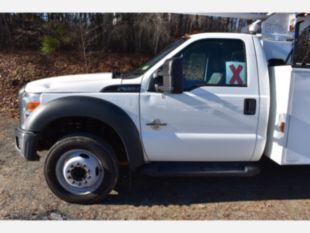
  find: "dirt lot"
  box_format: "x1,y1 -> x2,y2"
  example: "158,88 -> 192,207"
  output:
1,115 -> 310,220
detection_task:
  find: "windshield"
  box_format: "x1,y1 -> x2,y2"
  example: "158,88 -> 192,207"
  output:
124,38 -> 188,77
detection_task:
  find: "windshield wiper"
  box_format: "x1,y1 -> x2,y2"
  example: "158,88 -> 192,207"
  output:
121,70 -> 142,79
112,71 -> 123,79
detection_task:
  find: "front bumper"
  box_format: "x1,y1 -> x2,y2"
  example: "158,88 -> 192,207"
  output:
15,127 -> 39,161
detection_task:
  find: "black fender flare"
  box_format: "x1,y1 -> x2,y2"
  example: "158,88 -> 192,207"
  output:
23,96 -> 144,171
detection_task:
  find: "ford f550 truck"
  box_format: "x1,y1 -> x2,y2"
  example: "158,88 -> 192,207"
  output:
15,14 -> 310,203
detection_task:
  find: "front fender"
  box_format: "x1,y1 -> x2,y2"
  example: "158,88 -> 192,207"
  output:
23,96 -> 144,171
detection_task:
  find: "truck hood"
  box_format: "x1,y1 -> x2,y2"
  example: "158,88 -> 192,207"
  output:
24,73 -> 122,93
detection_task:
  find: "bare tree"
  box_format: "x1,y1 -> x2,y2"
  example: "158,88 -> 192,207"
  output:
0,13 -> 252,54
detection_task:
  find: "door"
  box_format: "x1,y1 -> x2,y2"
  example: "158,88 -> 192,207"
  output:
140,38 -> 259,162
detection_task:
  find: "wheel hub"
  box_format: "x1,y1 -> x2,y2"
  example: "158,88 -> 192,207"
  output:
70,166 -> 87,182
56,149 -> 104,194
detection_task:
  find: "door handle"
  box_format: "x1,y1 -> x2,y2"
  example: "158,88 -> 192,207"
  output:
146,119 -> 167,130
244,98 -> 256,115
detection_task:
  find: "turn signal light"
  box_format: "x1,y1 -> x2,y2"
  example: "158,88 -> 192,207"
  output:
279,122 -> 285,133
182,33 -> 190,39
26,101 -> 40,112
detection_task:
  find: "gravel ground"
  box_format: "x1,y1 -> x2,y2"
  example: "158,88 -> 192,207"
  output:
1,115 -> 310,220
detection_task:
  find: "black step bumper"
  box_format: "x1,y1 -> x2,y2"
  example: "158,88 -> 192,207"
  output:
15,127 -> 39,161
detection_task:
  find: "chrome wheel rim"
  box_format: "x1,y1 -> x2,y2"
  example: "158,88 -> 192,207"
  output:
55,149 -> 104,195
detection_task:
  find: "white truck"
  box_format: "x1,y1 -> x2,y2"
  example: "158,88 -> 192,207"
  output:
15,13 -> 310,203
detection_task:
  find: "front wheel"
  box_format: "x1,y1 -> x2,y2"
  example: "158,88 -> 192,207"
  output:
44,134 -> 119,204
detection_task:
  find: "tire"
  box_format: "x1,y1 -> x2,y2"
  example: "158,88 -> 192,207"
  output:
44,133 -> 119,204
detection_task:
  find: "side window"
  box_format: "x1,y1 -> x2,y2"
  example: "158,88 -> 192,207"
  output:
181,39 -> 247,91
293,25 -> 310,67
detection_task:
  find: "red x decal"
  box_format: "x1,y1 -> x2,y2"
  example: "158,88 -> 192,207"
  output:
229,64 -> 243,85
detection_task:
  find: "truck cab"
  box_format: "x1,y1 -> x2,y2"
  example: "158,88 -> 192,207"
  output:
138,33 -> 269,163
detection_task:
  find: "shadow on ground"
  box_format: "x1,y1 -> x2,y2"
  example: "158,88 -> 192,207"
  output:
103,158 -> 310,206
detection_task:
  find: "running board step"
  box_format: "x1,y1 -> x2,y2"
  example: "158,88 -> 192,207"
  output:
141,162 -> 260,177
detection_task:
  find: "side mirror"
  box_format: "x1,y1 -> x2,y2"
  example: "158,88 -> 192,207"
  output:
158,57 -> 183,94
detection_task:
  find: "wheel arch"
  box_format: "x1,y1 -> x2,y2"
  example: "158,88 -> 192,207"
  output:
23,96 -> 144,171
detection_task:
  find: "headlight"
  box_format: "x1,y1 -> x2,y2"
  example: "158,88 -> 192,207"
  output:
20,91 -> 41,124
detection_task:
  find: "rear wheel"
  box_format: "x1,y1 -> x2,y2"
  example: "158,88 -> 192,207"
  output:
44,134 -> 119,204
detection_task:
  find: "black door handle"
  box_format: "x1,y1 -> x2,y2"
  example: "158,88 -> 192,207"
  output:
244,98 -> 256,115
